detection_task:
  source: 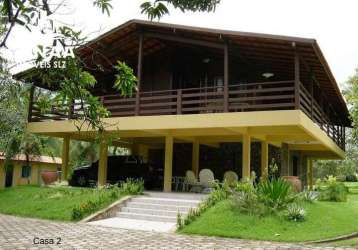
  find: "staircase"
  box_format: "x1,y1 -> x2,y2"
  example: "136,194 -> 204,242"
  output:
117,192 -> 206,223
88,192 -> 207,232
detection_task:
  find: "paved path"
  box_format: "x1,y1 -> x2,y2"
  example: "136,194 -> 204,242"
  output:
0,214 -> 355,250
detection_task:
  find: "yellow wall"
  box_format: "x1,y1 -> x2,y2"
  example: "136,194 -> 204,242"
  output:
0,164 -> 5,188
0,161 -> 60,188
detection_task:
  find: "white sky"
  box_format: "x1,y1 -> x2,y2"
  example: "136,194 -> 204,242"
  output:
6,0 -> 358,85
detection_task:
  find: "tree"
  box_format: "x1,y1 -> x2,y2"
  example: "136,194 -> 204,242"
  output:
1,0 -> 221,47
1,0 -> 221,131
0,72 -> 60,167
314,131 -> 358,180
0,0 -> 221,167
314,68 -> 358,180
345,68 -> 358,142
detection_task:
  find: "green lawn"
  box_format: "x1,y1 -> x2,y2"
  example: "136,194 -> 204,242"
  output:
0,185 -> 122,221
345,182 -> 358,194
180,195 -> 358,242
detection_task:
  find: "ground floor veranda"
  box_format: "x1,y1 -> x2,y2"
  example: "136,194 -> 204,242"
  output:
27,110 -> 345,192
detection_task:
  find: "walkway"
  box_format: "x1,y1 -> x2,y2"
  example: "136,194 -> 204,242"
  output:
0,214 -> 355,250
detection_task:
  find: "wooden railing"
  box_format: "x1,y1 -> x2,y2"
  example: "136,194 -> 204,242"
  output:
29,79 -> 345,150
99,80 -> 295,116
299,82 -> 345,150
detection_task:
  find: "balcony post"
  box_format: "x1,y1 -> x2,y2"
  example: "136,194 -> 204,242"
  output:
293,45 -> 300,109
224,42 -> 229,112
309,75 -> 314,119
177,89 -> 182,114
135,33 -> 144,116
27,85 -> 35,122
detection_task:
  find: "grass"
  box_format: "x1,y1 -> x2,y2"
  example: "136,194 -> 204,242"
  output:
328,238 -> 358,247
180,194 -> 358,242
0,185 -> 123,221
345,182 -> 358,194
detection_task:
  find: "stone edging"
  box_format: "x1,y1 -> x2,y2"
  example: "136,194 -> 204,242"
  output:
79,195 -> 133,223
306,232 -> 358,244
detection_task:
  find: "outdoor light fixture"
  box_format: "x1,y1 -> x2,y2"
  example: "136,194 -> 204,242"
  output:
203,58 -> 211,63
262,72 -> 274,78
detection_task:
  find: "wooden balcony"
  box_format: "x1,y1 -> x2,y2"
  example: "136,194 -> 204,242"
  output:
28,80 -> 345,150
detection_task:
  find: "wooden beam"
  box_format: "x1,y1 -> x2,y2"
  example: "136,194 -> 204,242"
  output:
294,44 -> 300,109
224,42 -> 229,112
144,32 -> 225,49
135,33 -> 144,116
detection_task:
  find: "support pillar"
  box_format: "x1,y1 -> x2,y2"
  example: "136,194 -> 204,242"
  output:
163,136 -> 173,192
307,158 -> 313,190
261,141 -> 269,179
242,134 -> 251,179
61,137 -> 70,181
280,143 -> 290,176
192,141 -> 200,178
98,140 -> 108,187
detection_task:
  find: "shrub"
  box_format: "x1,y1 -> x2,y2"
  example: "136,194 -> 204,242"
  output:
231,191 -> 266,216
346,174 -> 358,182
177,211 -> 183,230
257,178 -> 295,211
204,180 -> 232,207
177,180 -> 231,229
298,190 -> 318,203
285,203 -> 305,222
317,176 -> 348,202
118,178 -> 144,195
336,175 -> 346,182
234,180 -> 255,193
71,179 -> 144,221
71,194 -> 106,220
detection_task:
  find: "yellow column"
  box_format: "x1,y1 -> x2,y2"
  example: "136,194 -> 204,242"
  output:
163,136 -> 173,192
138,144 -> 149,163
61,136 -> 70,181
192,141 -> 200,177
242,134 -> 251,179
307,158 -> 313,190
261,141 -> 269,179
98,140 -> 108,187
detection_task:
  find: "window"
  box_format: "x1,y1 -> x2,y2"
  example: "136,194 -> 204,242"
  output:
21,165 -> 31,178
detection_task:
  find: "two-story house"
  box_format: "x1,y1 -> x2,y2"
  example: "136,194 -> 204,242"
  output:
23,20 -> 350,192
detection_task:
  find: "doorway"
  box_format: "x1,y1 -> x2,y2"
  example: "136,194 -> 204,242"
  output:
5,165 -> 14,187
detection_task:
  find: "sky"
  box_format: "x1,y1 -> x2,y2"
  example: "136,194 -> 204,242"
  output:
5,0 -> 358,86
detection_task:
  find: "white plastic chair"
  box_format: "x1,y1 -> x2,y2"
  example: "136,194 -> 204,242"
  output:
184,170 -> 201,192
223,171 -> 238,186
199,169 -> 215,188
